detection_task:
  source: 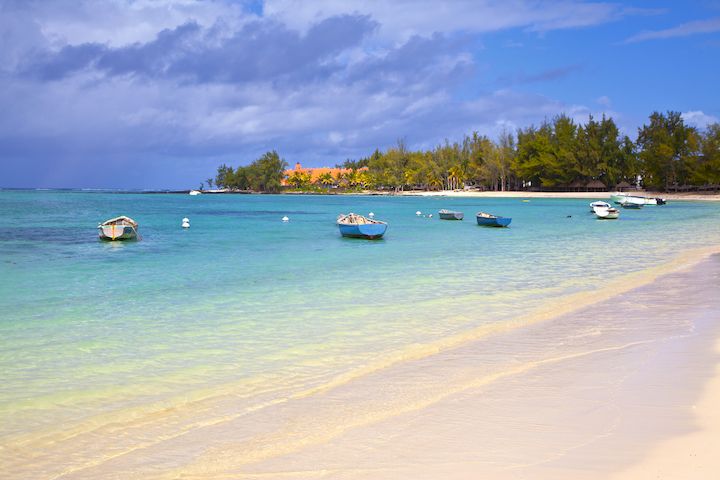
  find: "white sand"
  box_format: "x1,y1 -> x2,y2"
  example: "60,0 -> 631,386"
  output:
398,190 -> 720,201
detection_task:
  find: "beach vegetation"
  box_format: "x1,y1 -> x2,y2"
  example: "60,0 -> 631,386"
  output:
210,112 -> 720,193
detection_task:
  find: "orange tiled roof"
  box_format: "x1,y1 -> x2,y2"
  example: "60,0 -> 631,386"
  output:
282,163 -> 367,185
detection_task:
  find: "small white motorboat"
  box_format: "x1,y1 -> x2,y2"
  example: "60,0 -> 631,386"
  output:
593,206 -> 620,219
590,201 -> 611,212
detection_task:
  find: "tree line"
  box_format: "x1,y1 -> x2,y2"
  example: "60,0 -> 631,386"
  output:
209,111 -> 720,192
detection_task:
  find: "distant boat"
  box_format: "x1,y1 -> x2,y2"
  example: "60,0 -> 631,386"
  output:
610,192 -> 627,203
590,201 -> 611,212
611,193 -> 666,206
337,213 -> 387,239
189,190 -> 202,196
642,197 -> 667,206
619,200 -> 643,209
438,209 -> 464,220
98,216 -> 138,241
476,211 -> 512,227
593,206 -> 620,219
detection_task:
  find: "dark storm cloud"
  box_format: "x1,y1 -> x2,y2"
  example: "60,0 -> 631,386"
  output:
22,15 -> 378,84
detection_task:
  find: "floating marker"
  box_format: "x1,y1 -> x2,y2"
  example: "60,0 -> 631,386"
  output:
182,217 -> 190,228
416,211 -> 422,216
368,212 -> 375,218
282,216 -> 289,222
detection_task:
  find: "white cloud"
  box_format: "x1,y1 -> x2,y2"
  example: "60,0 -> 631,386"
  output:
265,0 -> 632,42
682,111 -> 719,128
625,17 -> 720,43
0,0 -> 651,188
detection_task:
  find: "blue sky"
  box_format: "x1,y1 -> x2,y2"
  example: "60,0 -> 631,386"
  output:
1,0 -> 718,189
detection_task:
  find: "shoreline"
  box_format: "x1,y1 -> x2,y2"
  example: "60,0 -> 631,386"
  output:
8,188 -> 720,201
397,189 -> 720,201
192,190 -> 720,201
148,248 -> 720,479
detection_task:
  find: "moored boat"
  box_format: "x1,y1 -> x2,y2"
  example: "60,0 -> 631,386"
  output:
98,216 -> 138,241
619,200 -> 643,209
593,206 -> 620,219
612,193 -> 666,206
590,201 -> 611,212
476,211 -> 511,227
337,213 -> 387,239
438,209 -> 464,220
610,192 -> 627,204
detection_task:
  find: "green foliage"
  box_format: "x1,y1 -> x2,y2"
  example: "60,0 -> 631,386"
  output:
215,151 -> 288,192
637,111 -> 700,189
209,113 -> 720,193
690,123 -> 720,185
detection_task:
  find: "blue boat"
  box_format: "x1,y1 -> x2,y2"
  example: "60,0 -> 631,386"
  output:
337,213 -> 387,239
476,211 -> 511,227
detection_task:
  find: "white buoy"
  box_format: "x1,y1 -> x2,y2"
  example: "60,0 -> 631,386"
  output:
182,217 -> 190,228
282,216 -> 289,222
416,211 -> 422,216
428,214 -> 433,218
368,212 -> 375,218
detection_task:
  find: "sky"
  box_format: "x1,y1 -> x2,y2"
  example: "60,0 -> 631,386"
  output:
1,0 -> 719,189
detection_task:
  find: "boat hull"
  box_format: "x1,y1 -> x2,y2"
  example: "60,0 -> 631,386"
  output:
476,216 -> 511,227
98,225 -> 137,241
619,201 -> 643,209
610,192 -> 626,204
338,223 -> 387,239
593,207 -> 620,219
590,201 -> 611,212
438,211 -> 464,220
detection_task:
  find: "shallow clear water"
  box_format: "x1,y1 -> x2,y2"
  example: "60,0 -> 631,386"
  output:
1,191 -> 719,476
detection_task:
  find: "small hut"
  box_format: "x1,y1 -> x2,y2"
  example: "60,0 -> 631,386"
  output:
568,179 -> 586,192
615,180 -> 632,192
585,179 -> 607,192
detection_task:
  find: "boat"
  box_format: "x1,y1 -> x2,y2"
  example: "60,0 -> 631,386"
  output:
619,200 -> 643,209
98,216 -> 138,241
593,206 -> 620,219
641,197 -> 667,206
612,193 -> 666,206
590,201 -> 611,212
337,213 -> 387,239
610,192 -> 627,203
476,211 -> 512,227
189,190 -> 202,196
438,209 -> 464,220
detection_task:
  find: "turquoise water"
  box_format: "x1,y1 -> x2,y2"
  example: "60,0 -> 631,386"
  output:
1,190 -> 720,473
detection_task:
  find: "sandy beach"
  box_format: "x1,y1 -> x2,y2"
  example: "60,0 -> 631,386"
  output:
399,189 -> 720,202
52,250 -> 714,480
202,252 -> 720,480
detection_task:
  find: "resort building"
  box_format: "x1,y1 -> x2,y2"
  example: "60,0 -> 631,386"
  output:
282,162 -> 367,186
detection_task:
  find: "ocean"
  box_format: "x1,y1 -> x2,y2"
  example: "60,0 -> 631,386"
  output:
1,190 -> 719,478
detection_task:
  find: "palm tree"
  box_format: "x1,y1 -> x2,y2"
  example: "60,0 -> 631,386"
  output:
317,172 -> 335,189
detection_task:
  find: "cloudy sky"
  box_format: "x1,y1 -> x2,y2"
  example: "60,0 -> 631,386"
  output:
1,0 -> 719,189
